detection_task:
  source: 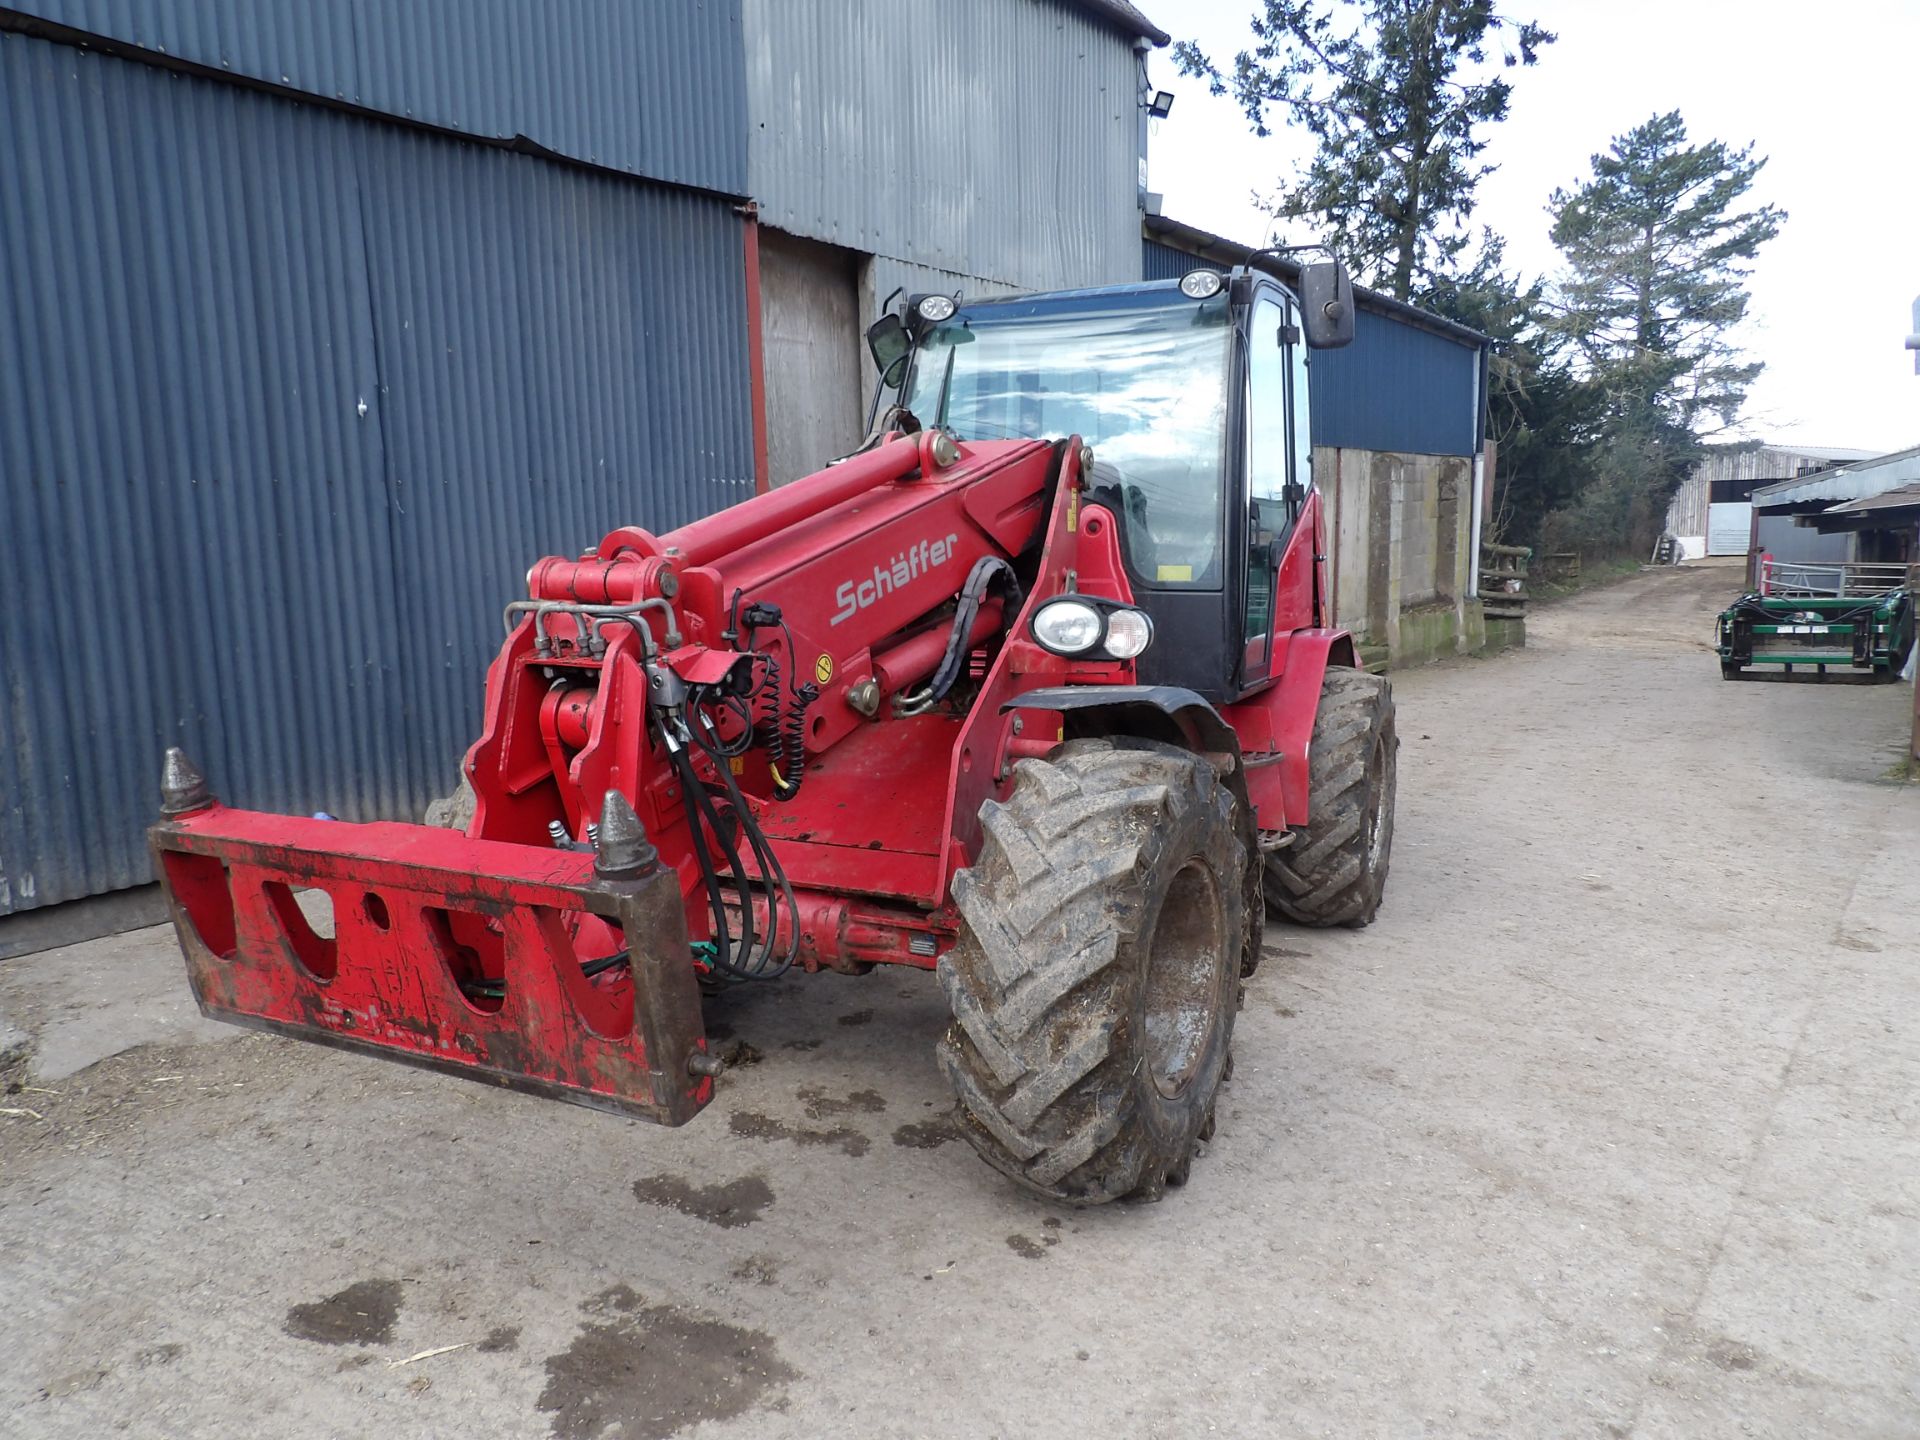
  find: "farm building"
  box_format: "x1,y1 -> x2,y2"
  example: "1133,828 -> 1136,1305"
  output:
1662,443 -> 1877,560
1751,443 -> 1920,576
1,0 -> 1487,921
0,0 -> 1169,916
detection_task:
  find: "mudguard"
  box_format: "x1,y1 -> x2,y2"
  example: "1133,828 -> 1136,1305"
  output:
1219,628 -> 1359,830
1000,684 -> 1255,841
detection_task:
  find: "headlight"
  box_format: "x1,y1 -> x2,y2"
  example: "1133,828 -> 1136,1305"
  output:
1031,599 -> 1103,654
1102,608 -> 1153,659
916,294 -> 957,323
1179,269 -> 1224,299
1029,599 -> 1154,661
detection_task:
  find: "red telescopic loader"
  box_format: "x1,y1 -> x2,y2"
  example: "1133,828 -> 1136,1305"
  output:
151,261 -> 1396,1204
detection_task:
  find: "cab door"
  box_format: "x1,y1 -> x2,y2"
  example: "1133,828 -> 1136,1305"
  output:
1239,293 -> 1291,686
1239,290 -> 1316,689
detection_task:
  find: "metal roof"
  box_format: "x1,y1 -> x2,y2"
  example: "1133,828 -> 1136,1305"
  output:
1822,481 -> 1920,517
1067,0 -> 1169,45
1751,443 -> 1920,508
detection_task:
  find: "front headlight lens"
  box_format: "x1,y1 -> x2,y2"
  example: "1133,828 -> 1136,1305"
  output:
1031,599 -> 1103,654
916,294 -> 957,323
1101,608 -> 1153,659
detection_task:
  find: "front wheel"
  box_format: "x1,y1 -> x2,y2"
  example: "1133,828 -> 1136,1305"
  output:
1264,667 -> 1397,927
937,739 -> 1245,1204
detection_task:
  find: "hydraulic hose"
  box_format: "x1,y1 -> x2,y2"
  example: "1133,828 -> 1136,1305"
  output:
688,696 -> 799,980
927,556 -> 1022,700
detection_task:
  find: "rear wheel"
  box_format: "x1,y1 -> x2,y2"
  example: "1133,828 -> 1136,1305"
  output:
1264,667 -> 1397,928
937,739 -> 1245,1204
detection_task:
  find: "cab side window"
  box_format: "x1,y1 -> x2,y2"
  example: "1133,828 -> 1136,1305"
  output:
1287,297 -> 1312,500
1244,297 -> 1289,643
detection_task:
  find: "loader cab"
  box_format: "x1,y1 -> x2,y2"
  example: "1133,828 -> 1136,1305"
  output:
874,268 -> 1351,703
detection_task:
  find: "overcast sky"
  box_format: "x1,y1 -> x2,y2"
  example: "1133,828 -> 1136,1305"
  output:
1146,0 -> 1920,454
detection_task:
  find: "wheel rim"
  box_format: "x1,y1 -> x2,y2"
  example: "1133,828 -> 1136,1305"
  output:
1362,730 -> 1389,871
1141,861 -> 1224,1099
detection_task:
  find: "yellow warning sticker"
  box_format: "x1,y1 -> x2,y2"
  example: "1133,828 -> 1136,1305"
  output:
1157,563 -> 1193,582
814,653 -> 835,686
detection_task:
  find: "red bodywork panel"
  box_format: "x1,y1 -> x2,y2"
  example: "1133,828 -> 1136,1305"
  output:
149,429 -> 1351,1120
1223,488 -> 1356,830
151,805 -> 711,1122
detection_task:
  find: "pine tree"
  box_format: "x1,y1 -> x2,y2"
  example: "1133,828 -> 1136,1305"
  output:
1546,111 -> 1785,437
1533,112 -> 1785,556
1175,2 -> 1552,300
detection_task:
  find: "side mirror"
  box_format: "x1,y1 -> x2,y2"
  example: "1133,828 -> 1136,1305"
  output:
866,313 -> 911,385
1299,261 -> 1355,349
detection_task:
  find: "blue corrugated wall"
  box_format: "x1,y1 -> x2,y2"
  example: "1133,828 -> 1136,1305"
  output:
6,0 -> 747,194
1311,309 -> 1482,457
1143,236 -> 1483,457
0,31 -> 753,912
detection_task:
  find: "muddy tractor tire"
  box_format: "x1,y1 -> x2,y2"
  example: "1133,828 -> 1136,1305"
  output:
1263,667 -> 1397,928
937,739 -> 1245,1205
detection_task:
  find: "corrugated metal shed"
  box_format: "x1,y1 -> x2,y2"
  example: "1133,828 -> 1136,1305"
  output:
1664,443 -> 1876,536
1065,0 -> 1168,44
0,31 -> 752,913
1822,480 -> 1920,517
1752,444 -> 1920,509
747,0 -> 1141,292
1145,234 -> 1487,457
3,0 -> 748,194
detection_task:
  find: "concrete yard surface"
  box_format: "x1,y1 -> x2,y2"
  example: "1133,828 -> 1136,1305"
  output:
1,565 -> 1915,1438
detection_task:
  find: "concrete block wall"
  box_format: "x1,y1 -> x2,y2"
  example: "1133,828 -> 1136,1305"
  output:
1320,446 -> 1485,668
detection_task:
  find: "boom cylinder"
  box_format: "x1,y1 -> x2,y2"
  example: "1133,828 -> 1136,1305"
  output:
662,435 -> 923,566
873,600 -> 1005,698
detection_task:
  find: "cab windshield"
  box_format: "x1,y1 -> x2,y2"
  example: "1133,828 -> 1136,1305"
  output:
900,290 -> 1232,589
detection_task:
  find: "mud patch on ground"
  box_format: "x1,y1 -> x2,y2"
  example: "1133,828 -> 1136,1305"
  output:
632,1172 -> 774,1229
892,1112 -> 962,1149
40,1368 -> 108,1399
539,1291 -> 797,1440
797,1085 -> 886,1120
1705,1337 -> 1761,1371
477,1325 -> 521,1354
730,1254 -> 779,1286
283,1278 -> 403,1347
728,1109 -> 869,1157
585,1284 -> 644,1316
836,1008 -> 875,1028
1006,1233 -> 1056,1260
780,1038 -> 822,1052
134,1342 -> 185,1368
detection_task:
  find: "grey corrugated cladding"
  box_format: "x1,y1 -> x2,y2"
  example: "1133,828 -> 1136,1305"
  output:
0,32 -> 753,913
4,0 -> 747,194
747,0 -> 1141,292
1145,236 -> 1484,457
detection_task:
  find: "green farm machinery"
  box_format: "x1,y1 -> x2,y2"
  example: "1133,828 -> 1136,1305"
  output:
1717,558 -> 1915,682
